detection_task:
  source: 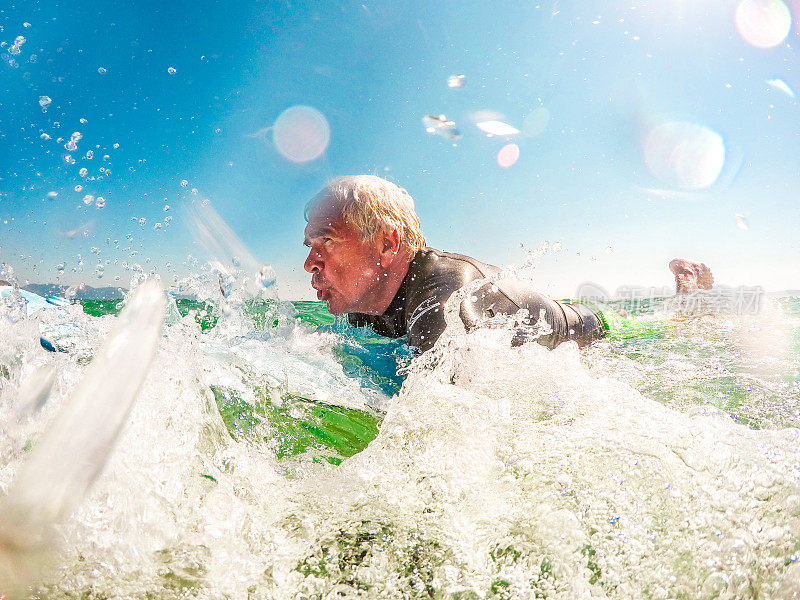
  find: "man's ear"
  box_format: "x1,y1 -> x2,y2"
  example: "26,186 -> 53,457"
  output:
379,229 -> 401,263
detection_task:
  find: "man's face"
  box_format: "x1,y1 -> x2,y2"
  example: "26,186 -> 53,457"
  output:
303,200 -> 384,315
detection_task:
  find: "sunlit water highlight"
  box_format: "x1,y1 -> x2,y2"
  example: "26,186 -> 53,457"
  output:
1,274 -> 800,599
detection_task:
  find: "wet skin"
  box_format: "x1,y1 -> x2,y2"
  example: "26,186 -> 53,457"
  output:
303,199 -> 406,316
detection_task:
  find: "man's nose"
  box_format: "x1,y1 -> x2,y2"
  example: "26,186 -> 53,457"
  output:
304,248 -> 321,273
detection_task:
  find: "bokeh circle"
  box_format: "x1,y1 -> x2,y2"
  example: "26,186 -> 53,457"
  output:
272,105 -> 331,163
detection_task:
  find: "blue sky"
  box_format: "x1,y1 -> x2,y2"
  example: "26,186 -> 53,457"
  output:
1,0 -> 798,298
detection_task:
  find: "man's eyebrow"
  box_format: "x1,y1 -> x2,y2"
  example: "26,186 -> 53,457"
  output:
303,225 -> 336,245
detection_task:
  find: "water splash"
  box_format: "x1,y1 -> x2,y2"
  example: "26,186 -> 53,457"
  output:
0,260 -> 798,599
0,281 -> 166,596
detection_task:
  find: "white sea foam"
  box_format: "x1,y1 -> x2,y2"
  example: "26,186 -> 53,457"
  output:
0,277 -> 799,598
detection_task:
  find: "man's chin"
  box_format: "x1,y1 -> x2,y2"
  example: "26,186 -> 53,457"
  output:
325,299 -> 345,316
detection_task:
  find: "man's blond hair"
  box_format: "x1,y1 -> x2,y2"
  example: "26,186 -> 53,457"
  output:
306,175 -> 426,252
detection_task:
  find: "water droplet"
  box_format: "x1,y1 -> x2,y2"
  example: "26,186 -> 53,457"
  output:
79,118 -> 87,124
103,154 -> 110,161
553,241 -> 563,253
40,133 -> 51,140
79,167 -> 88,177
163,204 -> 170,211
9,44 -> 21,55
180,179 -> 188,187
113,143 -> 120,149
97,66 -> 107,74
95,197 -> 106,208
167,66 -> 176,74
95,264 -> 105,278
257,264 -> 276,288
56,262 -> 65,271
231,256 -> 241,267
23,22 -> 31,28
153,222 -> 162,230
38,95 -> 52,109
422,114 -> 462,141
65,140 -> 77,151
447,74 -> 465,89
85,150 -> 94,160
735,214 -> 749,230
138,217 -> 146,226
46,191 -> 58,199
605,245 -> 614,254
74,185 -> 83,192
14,36 -> 26,45
83,194 -> 94,205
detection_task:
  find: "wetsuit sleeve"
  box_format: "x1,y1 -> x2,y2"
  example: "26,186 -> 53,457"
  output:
402,258 -> 491,353
405,287 -> 451,353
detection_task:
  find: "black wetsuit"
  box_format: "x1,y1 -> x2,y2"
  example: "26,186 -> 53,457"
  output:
348,247 -> 606,353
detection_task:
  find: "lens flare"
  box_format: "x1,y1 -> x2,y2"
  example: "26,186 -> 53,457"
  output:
476,120 -> 520,136
522,107 -> 550,137
767,77 -> 796,98
643,121 -> 725,190
272,105 -> 330,163
497,143 -> 520,168
735,0 -> 792,48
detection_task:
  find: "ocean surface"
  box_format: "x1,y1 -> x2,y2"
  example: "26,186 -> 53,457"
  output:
1,281 -> 800,599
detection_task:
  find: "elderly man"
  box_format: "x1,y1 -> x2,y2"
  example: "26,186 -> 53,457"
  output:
303,175 -> 712,353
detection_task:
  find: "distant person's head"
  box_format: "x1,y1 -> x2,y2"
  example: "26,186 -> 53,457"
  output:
0,280 -> 11,286
303,175 -> 424,315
